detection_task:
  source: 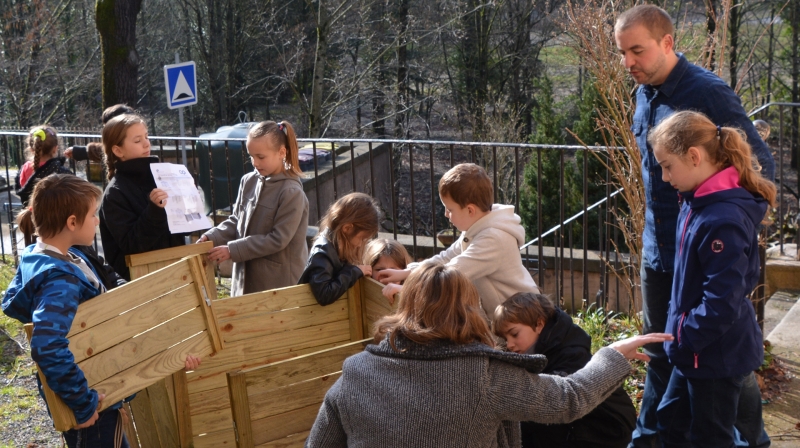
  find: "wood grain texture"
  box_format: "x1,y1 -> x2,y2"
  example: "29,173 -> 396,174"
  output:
126,242 -> 213,267
172,370 -> 194,448
250,404 -> 320,446
256,430 -> 309,448
217,301 -> 349,343
146,379 -> 181,448
226,372 -> 254,448
128,391 -> 162,448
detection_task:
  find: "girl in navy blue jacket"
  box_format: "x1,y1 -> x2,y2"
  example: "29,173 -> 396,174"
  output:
648,110 -> 776,447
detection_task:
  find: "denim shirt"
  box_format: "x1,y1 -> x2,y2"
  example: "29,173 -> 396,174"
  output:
633,54 -> 775,272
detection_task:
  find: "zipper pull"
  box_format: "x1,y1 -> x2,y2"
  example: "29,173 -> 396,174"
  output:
694,353 -> 698,368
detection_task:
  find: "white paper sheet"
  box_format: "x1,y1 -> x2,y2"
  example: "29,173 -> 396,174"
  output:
150,163 -> 213,234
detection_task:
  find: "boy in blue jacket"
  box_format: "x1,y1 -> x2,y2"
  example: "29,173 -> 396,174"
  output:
648,111 -> 776,447
2,174 -> 199,447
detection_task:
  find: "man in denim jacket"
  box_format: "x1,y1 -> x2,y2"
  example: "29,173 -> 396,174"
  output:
614,5 -> 774,448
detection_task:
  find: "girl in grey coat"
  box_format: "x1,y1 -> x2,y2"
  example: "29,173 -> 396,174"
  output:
307,261 -> 672,448
200,121 -> 309,296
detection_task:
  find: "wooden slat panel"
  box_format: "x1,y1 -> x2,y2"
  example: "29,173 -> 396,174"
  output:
79,309 -> 207,386
146,379 -> 180,448
69,261 -> 194,337
243,340 -> 367,393
219,301 -> 348,343
256,431 -> 309,448
214,284 -> 325,320
127,242 -> 213,267
93,332 -> 214,409
190,407 -> 233,436
69,285 -> 198,363
172,371 -> 194,448
129,392 -> 162,448
248,372 -> 341,421
251,404 -> 320,446
193,429 -> 237,448
347,281 -> 364,340
227,372 -> 254,448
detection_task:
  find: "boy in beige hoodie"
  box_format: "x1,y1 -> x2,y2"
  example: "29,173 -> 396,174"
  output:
377,163 -> 539,318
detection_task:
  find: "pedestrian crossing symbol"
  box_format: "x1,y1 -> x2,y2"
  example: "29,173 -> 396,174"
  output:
164,61 -> 198,109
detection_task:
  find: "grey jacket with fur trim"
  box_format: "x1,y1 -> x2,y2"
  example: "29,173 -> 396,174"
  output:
306,334 -> 631,448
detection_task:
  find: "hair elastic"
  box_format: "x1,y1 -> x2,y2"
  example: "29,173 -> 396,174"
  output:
32,129 -> 47,141
278,122 -> 287,135
716,125 -> 722,140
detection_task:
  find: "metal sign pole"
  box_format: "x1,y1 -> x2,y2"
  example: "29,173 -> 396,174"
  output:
176,52 -> 188,167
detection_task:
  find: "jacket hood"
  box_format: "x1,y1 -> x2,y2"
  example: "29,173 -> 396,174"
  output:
367,332 -> 548,373
2,247 -> 98,323
256,170 -> 302,186
682,166 -> 768,227
466,204 -> 525,246
528,308 -> 592,374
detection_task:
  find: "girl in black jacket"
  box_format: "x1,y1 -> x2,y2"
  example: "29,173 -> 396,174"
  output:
494,293 -> 637,448
298,193 -> 381,305
98,114 -> 185,280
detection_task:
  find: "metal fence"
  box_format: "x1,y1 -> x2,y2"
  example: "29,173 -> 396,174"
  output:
1,101 -> 798,314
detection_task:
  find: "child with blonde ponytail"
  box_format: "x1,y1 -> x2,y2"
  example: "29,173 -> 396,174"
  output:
647,110 -> 776,447
16,125 -> 71,205
199,120 -> 309,296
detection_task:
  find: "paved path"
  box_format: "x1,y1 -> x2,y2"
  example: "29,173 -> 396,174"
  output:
763,291 -> 800,446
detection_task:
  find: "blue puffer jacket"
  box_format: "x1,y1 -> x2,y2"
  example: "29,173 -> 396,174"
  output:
2,246 -> 116,424
665,166 -> 765,379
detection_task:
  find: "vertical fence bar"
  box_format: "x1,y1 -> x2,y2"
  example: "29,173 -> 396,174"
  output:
614,194 -> 620,312
559,147 -> 565,303
537,148 -> 544,289
390,143 -> 398,240
515,147 -> 520,214
449,144 -> 454,168
313,143 -> 322,223
429,143 -> 437,252
492,146 -> 498,203
350,142 -> 357,193
583,149 -> 589,308
779,106 -> 785,254
603,155 -> 611,308
224,141 -> 233,212
2,136 -> 12,263
569,221 -> 575,311
158,139 -> 164,161
409,144 -> 417,256
208,140 -> 217,225
368,142 -> 375,198
330,142 -> 338,200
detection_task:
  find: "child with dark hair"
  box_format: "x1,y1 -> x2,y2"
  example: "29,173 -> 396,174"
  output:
494,293 -> 636,448
16,125 -> 71,205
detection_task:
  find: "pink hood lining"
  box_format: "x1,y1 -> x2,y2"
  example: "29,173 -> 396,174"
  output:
694,166 -> 740,198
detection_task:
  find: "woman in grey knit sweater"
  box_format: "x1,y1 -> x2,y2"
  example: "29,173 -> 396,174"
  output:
307,261 -> 671,448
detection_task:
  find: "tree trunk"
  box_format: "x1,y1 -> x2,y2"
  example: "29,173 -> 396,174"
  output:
728,1 -> 741,89
309,0 -> 329,138
792,0 -> 799,172
393,0 -> 409,138
96,0 -> 143,109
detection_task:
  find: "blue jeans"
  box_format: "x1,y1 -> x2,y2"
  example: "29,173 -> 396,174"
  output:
630,265 -> 770,448
62,408 -> 129,448
657,368 -> 744,447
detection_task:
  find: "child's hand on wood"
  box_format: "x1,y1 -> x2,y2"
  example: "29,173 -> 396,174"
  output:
196,235 -> 209,243
376,269 -> 410,285
208,246 -> 231,263
149,189 -> 168,208
74,393 -> 105,429
185,354 -> 202,371
357,265 -> 372,277
382,283 -> 402,304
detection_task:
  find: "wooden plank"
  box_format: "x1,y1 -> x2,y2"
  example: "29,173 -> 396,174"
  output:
218,301 -> 349,343
193,429 -> 237,448
227,372 -> 254,448
190,407 -> 233,436
69,260 -> 195,337
257,431 -> 310,448
69,284 -> 198,363
214,284 -> 322,320
24,324 -> 77,431
79,308 -> 207,386
93,331 -> 214,409
146,379 -> 181,448
129,392 -> 162,448
248,372 -> 342,422
121,402 -> 141,448
242,340 -> 367,393
127,242 -> 213,267
187,320 -> 351,390
347,279 -> 364,340
251,404 -> 320,446
188,255 -> 224,352
172,371 -> 195,448
129,265 -> 150,281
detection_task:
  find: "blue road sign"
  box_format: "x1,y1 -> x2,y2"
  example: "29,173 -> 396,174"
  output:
164,61 -> 198,109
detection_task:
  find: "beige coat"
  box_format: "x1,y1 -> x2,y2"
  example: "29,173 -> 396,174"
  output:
204,171 -> 308,296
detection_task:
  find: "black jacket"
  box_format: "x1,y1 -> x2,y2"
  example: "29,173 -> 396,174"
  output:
297,235 -> 363,306
99,157 -> 185,280
521,308 -> 636,448
16,157 -> 72,206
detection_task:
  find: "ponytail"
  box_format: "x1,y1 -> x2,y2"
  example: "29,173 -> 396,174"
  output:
16,208 -> 36,246
648,111 -> 777,217
717,127 -> 776,208
248,120 -> 303,177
